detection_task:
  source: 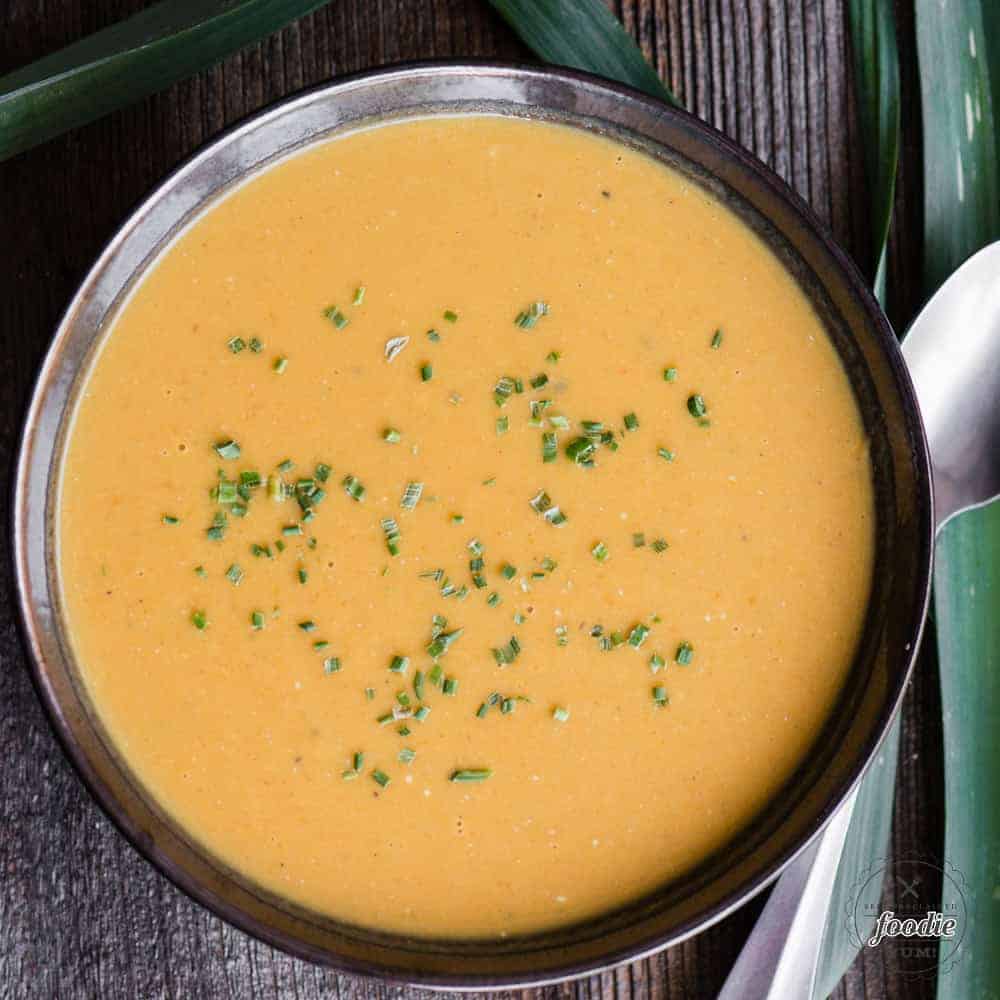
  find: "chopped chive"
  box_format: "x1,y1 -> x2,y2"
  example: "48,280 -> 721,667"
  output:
486,591 -> 501,607
383,428 -> 401,443
650,652 -> 665,673
194,565 -> 206,577
250,543 -> 272,559
549,414 -> 570,430
384,335 -> 409,362
342,770 -> 358,780
389,655 -> 409,675
657,447 -> 675,463
493,375 -> 517,407
530,372 -> 549,389
297,567 -> 308,585
272,356 -> 288,374
591,541 -> 609,563
632,532 -> 646,548
500,563 -> 517,581
427,328 -> 440,342
364,688 -> 375,701
482,477 -> 496,487
372,769 -> 391,788
298,620 -> 316,632
449,513 -> 464,524
412,670 -> 425,701
398,747 -> 416,764
314,463 -> 331,483
381,517 -> 401,557
675,641 -> 694,665
212,480 -> 238,504
687,394 -> 707,418
313,640 -> 329,650
427,628 -> 463,659
353,285 -> 366,306
450,768 -> 492,782
624,412 -> 639,431
247,610 -> 264,632
514,300 -> 549,328
628,623 -> 651,648
652,685 -> 669,707
323,305 -> 349,329
442,676 -> 459,696
161,514 -> 180,526
540,557 -> 557,573
396,690 -> 411,708
282,524 -> 302,536
400,481 -> 424,511
443,309 -> 458,323
225,563 -> 244,586
664,367 -> 678,382
206,511 -> 227,541
496,415 -> 509,436
491,635 -> 522,666
277,458 -> 294,473
711,329 -> 724,349
552,706 -> 570,722
323,657 -> 341,674
227,336 -> 246,354
419,362 -> 433,382
342,474 -> 366,501
274,539 -> 286,553
214,439 -> 240,460
529,489 -> 567,525
546,350 -> 561,363
565,436 -> 596,466
542,431 -> 557,463
651,538 -> 669,553
191,610 -> 208,630
248,337 -> 263,353
377,712 -> 394,726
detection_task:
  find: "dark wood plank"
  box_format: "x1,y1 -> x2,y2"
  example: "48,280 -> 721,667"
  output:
0,2 -> 934,997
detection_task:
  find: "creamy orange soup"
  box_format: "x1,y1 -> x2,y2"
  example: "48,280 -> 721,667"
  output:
59,116 -> 873,937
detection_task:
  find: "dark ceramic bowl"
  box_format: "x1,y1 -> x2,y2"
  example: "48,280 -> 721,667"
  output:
13,63 -> 933,989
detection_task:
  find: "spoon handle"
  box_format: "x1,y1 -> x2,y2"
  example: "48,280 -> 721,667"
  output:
717,789 -> 857,1000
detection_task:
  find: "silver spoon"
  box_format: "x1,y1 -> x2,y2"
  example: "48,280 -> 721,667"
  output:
718,240 -> 1000,999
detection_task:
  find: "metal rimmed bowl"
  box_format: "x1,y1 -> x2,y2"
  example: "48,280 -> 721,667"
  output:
13,62 -> 933,989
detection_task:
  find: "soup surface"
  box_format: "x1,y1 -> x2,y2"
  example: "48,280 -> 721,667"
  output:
59,116 -> 874,938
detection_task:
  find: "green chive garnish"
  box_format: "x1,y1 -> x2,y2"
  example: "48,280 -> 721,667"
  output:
565,436 -> 596,466
633,532 -> 646,548
420,362 -> 433,382
442,676 -> 459,696
427,628 -> 463,659
323,305 -> 349,329
711,329 -> 723,349
450,513 -> 464,524
675,641 -> 694,665
529,489 -> 567,525
342,474 -> 366,501
161,514 -> 180,526
514,301 -> 549,328
546,350 -> 561,363
651,538 -> 669,553
496,416 -> 509,436
225,563 -> 244,586
214,439 -> 241,460
401,481 -> 423,510
206,511 -> 227,541
414,705 -> 431,721
628,623 -> 650,648
398,748 -> 416,764
500,563 -> 517,580
384,336 -> 409,362
372,769 -> 391,788
427,328 -> 440,342
664,367 -> 678,382
542,432 -> 557,463
298,620 -> 316,632
450,768 -> 492,782
353,285 -> 366,306
227,336 -> 246,354
324,658 -> 341,673
443,310 -> 458,323
624,412 -> 639,431
389,655 -> 409,675
297,567 -> 308,584
652,685 -> 669,707
194,565 -> 206,577
658,447 -> 675,463
250,610 -> 265,630
591,541 -> 609,563
272,356 -> 288,374
486,592 -> 501,607
650,653 -> 665,673
383,428 -> 401,443
248,337 -> 263,353
491,635 -> 521,666
282,524 -> 302,536
381,517 -> 401,556
552,706 -> 570,722
687,394 -> 707,418
191,610 -> 208,630
530,373 -> 549,389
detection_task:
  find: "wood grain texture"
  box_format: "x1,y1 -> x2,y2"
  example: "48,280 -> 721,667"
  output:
0,2 -> 934,997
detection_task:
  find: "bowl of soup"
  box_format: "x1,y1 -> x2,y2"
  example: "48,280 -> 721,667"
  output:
13,63 -> 932,986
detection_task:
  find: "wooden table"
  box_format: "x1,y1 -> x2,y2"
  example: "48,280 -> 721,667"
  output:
0,2 -> 939,997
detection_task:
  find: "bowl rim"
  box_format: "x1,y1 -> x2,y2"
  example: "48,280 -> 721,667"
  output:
11,58 -> 933,990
